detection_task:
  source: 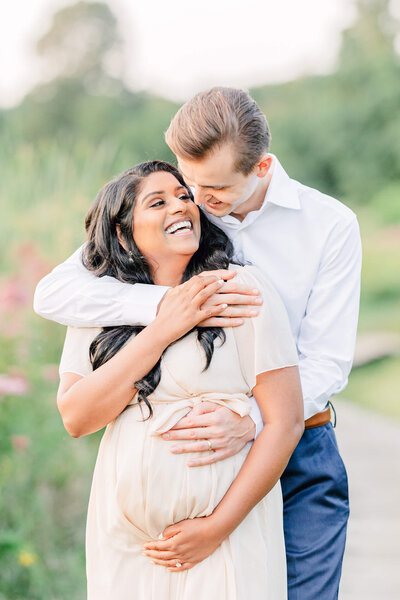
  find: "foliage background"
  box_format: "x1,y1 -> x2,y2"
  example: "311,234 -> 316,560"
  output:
0,0 -> 399,597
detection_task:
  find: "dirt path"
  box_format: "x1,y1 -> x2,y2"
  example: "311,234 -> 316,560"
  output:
334,398 -> 400,599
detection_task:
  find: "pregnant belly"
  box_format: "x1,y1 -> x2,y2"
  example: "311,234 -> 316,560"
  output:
93,403 -> 250,540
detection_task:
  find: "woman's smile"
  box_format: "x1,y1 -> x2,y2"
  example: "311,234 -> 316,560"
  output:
132,170 -> 201,269
165,217 -> 194,236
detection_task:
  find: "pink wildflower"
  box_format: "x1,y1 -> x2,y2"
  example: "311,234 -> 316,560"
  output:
11,435 -> 31,450
0,374 -> 29,398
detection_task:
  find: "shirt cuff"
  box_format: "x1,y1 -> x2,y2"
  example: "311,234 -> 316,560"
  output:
120,284 -> 170,326
249,396 -> 264,439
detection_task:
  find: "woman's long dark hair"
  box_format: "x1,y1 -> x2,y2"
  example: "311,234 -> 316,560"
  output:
82,160 -> 235,418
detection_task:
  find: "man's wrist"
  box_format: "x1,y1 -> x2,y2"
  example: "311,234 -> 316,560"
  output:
156,288 -> 171,316
244,415 -> 256,442
249,398 -> 263,439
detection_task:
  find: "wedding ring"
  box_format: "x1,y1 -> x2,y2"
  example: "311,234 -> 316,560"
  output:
176,562 -> 182,568
207,440 -> 214,452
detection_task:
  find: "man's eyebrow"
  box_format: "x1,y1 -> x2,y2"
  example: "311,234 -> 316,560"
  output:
141,186 -> 186,202
179,169 -> 227,190
202,184 -> 228,190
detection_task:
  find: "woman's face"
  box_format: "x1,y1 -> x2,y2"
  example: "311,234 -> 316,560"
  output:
132,171 -> 201,265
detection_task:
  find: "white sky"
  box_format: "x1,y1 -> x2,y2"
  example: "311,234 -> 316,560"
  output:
1,0 -> 358,108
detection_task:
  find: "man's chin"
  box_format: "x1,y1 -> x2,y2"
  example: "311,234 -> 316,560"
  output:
204,202 -> 231,217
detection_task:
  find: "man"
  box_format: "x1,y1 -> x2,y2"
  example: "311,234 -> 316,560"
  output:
34,87 -> 361,598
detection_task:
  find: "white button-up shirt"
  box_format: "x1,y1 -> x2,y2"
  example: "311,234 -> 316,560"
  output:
34,155 -> 362,423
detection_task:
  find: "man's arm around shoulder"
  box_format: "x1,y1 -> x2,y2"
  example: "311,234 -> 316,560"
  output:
33,245 -> 168,327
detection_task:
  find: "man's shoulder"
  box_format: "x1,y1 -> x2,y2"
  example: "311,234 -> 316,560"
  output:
295,180 -> 357,226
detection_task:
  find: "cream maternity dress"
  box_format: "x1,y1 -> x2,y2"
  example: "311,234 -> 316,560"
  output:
59,265 -> 298,600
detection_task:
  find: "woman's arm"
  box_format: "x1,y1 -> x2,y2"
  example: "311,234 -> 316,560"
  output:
57,276 -> 226,438
143,365 -> 304,570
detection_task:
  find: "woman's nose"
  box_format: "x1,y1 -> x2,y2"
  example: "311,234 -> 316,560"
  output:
168,197 -> 186,213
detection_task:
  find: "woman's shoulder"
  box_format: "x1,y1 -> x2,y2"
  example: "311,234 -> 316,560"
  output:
230,264 -> 298,387
228,264 -> 279,297
59,326 -> 103,377
64,326 -> 103,345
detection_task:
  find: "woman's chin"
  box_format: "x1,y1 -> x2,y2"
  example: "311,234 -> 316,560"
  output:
165,232 -> 200,252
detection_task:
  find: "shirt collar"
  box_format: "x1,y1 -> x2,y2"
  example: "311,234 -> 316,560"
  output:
263,154 -> 301,210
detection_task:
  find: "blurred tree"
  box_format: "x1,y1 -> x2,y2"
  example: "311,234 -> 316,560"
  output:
252,0 -> 400,206
2,1 -> 178,160
330,0 -> 400,201
36,1 -> 124,95
12,1 -> 127,139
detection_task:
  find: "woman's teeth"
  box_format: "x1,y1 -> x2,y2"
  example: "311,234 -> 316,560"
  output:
165,220 -> 192,234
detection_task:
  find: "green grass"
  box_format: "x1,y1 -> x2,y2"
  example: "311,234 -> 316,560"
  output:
341,356 -> 400,420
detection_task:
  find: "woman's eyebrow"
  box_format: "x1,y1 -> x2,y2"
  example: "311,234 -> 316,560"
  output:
141,186 -> 187,203
141,190 -> 164,202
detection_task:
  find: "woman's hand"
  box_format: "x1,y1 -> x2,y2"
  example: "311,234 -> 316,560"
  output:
142,516 -> 224,572
156,275 -> 227,344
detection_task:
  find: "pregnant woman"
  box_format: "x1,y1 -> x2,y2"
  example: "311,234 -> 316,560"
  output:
56,160 -> 303,599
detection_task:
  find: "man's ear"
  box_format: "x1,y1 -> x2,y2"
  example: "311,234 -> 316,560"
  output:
116,224 -> 128,251
256,155 -> 273,178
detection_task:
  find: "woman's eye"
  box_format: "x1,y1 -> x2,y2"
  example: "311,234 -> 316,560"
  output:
150,199 -> 165,208
178,194 -> 192,201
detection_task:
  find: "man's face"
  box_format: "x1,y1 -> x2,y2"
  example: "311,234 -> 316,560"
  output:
177,143 -> 260,218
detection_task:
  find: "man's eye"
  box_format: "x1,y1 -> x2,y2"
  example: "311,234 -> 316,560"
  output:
150,200 -> 165,208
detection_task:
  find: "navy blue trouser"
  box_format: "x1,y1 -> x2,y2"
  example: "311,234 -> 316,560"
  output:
280,423 -> 349,600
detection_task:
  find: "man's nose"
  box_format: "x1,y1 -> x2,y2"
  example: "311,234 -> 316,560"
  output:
193,186 -> 207,206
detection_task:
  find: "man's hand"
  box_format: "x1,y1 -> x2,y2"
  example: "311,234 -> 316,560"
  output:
197,269 -> 263,328
162,401 -> 256,467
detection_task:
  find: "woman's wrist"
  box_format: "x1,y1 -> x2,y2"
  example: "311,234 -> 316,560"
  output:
145,319 -> 175,349
206,510 -> 234,545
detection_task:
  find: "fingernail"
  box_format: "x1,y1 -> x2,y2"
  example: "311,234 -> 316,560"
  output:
221,303 -> 228,308
163,433 -> 170,439
249,309 -> 259,316
254,297 -> 262,304
170,446 -> 178,453
187,460 -> 195,466
252,288 -> 259,294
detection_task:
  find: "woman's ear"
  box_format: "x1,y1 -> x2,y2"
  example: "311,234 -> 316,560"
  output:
116,224 -> 128,251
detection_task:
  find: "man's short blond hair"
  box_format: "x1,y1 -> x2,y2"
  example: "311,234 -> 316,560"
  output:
165,87 -> 271,175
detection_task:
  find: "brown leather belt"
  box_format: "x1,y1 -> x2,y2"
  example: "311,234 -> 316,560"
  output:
304,406 -> 331,430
